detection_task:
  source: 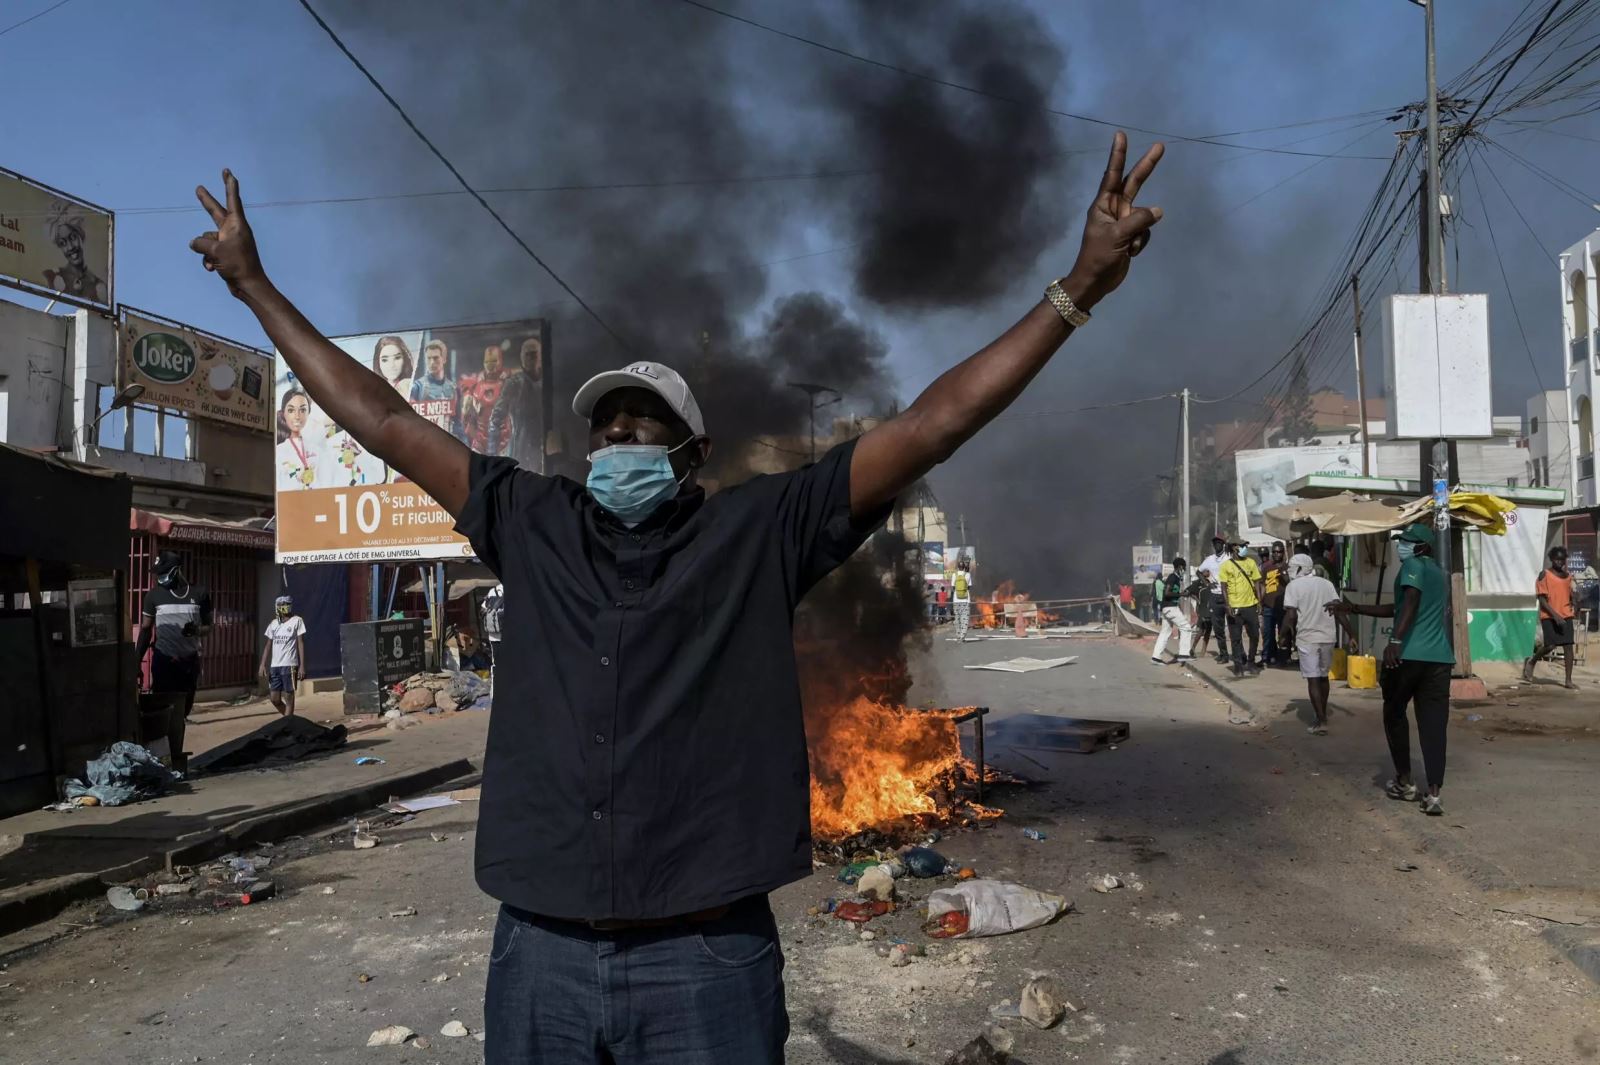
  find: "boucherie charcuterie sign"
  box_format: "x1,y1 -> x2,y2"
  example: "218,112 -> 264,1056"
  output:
120,308 -> 272,433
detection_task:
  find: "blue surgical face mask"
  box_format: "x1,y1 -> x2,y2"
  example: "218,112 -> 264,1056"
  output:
586,438 -> 695,524
1396,540 -> 1417,562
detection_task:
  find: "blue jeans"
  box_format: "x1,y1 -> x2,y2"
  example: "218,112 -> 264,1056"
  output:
485,896 -> 788,1063
1261,605 -> 1280,665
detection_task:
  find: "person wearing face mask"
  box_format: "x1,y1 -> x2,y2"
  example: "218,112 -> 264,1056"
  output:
260,595 -> 307,716
133,550 -> 213,772
1328,523 -> 1454,815
186,132 -> 1166,1064
1150,557 -> 1194,664
1218,537 -> 1264,677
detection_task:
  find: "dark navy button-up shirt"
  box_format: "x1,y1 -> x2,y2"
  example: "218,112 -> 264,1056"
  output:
456,438 -> 884,920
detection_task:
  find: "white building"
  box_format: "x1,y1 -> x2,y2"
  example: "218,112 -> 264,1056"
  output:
1524,389 -> 1571,495
1560,230 -> 1600,506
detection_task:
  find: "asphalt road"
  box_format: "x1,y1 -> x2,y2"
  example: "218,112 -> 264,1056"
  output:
1,635 -> 1596,1064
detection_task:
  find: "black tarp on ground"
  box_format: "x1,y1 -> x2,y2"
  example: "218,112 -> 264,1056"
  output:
188,715 -> 348,775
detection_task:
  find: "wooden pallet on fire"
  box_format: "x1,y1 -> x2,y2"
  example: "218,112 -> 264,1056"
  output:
987,715 -> 1130,755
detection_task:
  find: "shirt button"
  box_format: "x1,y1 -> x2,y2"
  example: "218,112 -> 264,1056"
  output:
624,579 -> 636,590
630,533 -> 640,542
614,601 -> 624,608
594,733 -> 605,744
592,810 -> 603,821
600,656 -> 610,666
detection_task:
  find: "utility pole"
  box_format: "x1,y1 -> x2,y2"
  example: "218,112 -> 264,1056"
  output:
1180,388 -> 1191,562
787,381 -> 840,463
1351,275 -> 1372,475
1416,0 -> 1462,671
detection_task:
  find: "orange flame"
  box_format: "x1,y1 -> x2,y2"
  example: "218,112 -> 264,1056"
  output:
806,696 -> 964,839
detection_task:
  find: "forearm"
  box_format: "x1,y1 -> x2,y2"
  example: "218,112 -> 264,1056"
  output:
1348,601 -> 1395,619
134,624 -> 151,660
851,294 -> 1081,512
237,277 -> 410,449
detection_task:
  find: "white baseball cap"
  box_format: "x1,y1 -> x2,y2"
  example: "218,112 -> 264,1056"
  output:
572,361 -> 705,436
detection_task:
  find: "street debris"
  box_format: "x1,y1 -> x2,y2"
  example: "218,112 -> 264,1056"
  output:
106,886 -> 146,912
237,880 -> 275,904
365,1025 -> 414,1047
1021,828 -> 1047,842
354,757 -> 386,766
1091,874 -> 1123,893
833,900 -> 893,924
389,670 -> 490,714
449,786 -> 481,801
858,864 -> 896,901
902,846 -> 951,877
64,742 -> 181,807
925,880 -> 1071,938
1395,861 -> 1419,872
389,907 -> 418,918
1018,975 -> 1071,1028
383,794 -> 460,814
154,882 -> 193,896
964,655 -> 1078,673
431,973 -> 450,983
440,1020 -> 470,1038
943,1034 -> 1008,1064
187,716 -> 347,775
430,832 -> 449,843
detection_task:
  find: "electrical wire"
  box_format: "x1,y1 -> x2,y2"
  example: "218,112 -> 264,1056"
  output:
0,0 -> 71,39
1464,144 -> 1547,393
668,0 -> 1391,161
295,0 -> 635,355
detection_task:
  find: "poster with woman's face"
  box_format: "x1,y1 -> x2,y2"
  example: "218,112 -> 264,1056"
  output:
271,320 -> 550,563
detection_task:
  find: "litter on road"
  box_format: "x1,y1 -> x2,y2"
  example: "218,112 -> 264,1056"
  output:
440,1020 -> 469,1038
964,655 -> 1079,673
383,794 -> 459,814
65,742 -> 181,807
925,880 -> 1071,938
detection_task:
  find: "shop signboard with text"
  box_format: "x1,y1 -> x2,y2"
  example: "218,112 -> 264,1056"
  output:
0,166 -> 113,309
1132,544 -> 1163,584
274,319 -> 551,563
120,309 -> 272,432
1234,444 -> 1364,539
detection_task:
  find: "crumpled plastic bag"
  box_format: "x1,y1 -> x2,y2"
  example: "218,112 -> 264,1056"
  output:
925,879 -> 1071,938
445,670 -> 487,705
64,741 -> 182,807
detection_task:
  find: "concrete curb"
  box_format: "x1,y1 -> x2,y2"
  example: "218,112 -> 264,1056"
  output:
0,757 -> 479,939
1184,660 -> 1258,722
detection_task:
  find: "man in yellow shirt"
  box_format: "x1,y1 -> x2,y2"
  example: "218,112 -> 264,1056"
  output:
1219,537 -> 1264,677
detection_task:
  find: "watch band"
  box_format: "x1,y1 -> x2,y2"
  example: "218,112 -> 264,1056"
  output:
1044,278 -> 1090,328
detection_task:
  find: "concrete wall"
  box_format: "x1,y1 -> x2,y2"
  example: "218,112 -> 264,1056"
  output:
196,419 -> 274,497
0,299 -> 70,449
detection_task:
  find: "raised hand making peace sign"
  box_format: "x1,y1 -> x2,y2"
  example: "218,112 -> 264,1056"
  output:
188,170 -> 266,300
1065,131 -> 1165,309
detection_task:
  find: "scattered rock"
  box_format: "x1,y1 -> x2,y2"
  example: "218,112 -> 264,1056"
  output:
430,832 -> 448,843
1018,976 -> 1068,1029
434,691 -> 460,713
389,907 -> 418,918
430,973 -> 450,984
353,835 -> 379,850
358,973 -> 372,984
859,929 -> 877,942
440,1020 -> 469,1038
365,1025 -> 413,1047
1091,875 -> 1123,894
322,886 -> 337,895
943,1034 -> 1007,1064
398,687 -> 436,713
1395,861 -> 1419,872
858,865 -> 896,902
413,1036 -> 431,1051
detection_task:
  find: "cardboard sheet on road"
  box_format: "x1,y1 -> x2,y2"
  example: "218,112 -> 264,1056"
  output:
964,655 -> 1079,673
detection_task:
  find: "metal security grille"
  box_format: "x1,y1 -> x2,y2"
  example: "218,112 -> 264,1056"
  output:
129,533 -> 261,688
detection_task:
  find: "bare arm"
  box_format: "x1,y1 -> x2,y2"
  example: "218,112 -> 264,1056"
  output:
296,635 -> 306,679
850,133 -> 1164,517
258,639 -> 271,676
1280,606 -> 1298,646
189,172 -> 470,516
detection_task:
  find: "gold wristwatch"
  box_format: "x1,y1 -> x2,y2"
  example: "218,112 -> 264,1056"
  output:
1044,278 -> 1090,328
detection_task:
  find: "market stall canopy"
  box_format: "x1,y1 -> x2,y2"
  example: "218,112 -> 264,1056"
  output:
131,508 -> 274,550
1262,491 -> 1517,540
0,442 -> 131,569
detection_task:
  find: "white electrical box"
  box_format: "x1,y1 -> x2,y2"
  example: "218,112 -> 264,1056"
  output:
1381,293 -> 1493,439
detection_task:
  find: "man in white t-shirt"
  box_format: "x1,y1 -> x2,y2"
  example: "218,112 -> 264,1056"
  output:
1280,554 -> 1353,735
259,595 -> 307,716
1193,535 -> 1231,661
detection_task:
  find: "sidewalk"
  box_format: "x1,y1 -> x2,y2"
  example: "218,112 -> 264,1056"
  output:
1146,638 -> 1600,981
0,699 -> 488,936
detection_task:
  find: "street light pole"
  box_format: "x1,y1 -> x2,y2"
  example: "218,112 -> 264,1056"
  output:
1423,0 -> 1445,296
787,381 -> 840,463
1179,388 -> 1191,563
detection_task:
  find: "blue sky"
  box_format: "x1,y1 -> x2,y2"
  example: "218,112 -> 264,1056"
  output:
7,0 -> 1598,584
